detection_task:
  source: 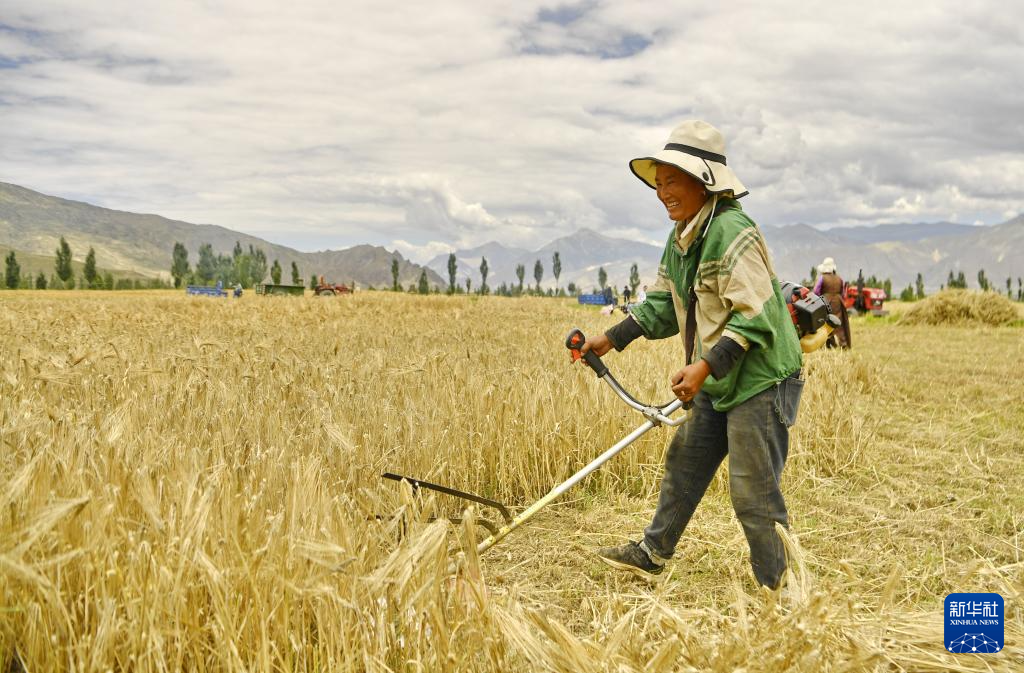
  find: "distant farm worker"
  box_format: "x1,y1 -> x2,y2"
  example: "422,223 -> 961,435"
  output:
622,285 -> 632,304
637,285 -> 647,303
813,257 -> 851,348
578,120 -> 804,590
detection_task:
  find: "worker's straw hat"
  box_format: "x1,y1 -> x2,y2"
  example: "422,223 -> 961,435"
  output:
629,120 -> 748,198
818,257 -> 837,274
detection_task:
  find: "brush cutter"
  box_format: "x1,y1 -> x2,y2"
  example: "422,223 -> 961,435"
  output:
382,327 -> 689,558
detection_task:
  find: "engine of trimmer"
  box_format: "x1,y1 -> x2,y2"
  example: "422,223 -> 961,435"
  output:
779,281 -> 841,352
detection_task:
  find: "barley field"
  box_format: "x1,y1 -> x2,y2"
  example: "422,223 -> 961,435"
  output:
1,290 -> 1022,672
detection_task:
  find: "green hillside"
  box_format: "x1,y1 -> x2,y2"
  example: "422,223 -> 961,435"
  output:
1,244 -> 150,287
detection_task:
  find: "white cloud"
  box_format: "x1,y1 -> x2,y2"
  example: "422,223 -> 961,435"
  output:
390,239 -> 453,264
0,0 -> 1021,255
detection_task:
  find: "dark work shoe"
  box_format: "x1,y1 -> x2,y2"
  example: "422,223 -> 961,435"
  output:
596,541 -> 664,579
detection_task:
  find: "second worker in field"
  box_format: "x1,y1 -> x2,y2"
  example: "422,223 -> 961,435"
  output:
579,120 -> 804,590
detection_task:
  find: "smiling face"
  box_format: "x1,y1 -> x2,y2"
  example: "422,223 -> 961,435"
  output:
654,163 -> 707,222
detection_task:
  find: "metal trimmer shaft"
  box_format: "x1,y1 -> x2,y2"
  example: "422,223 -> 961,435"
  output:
383,328 -> 688,561
473,328 -> 687,556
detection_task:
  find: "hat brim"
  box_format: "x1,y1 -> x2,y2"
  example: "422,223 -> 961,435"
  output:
630,150 -> 748,198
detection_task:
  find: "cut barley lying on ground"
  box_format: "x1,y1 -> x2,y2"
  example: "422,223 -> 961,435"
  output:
1,290 -> 1022,671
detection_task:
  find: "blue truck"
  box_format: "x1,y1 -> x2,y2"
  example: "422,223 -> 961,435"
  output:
186,281 -> 229,297
577,287 -> 615,305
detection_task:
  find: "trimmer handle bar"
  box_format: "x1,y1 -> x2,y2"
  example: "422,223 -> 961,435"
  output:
565,328 -> 690,422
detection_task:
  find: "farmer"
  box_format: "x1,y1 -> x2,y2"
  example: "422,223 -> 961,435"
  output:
579,120 -> 804,589
813,257 -> 851,348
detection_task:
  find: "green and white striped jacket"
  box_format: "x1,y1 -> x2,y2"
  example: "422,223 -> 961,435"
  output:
630,198 -> 803,412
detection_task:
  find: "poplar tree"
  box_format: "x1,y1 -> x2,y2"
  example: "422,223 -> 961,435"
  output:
4,251 -> 20,289
55,236 -> 73,285
447,253 -> 457,294
171,242 -> 190,288
247,246 -> 267,285
83,247 -> 98,288
197,244 -> 216,283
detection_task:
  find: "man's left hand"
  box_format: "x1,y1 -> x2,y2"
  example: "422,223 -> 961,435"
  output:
671,360 -> 711,403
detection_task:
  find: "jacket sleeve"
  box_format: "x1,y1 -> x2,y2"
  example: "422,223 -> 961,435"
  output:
716,226 -> 780,351
627,241 -> 680,340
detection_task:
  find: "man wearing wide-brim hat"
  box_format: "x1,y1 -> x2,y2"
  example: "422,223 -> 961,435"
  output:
579,120 -> 804,589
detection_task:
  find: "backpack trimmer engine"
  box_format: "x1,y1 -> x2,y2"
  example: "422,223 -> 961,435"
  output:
780,281 -> 842,353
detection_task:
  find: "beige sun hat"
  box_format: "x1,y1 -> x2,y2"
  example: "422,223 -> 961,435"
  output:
818,257 -> 837,274
629,120 -> 748,198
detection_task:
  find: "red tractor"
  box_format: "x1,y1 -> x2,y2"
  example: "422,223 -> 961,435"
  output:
844,285 -> 888,316
314,276 -> 354,296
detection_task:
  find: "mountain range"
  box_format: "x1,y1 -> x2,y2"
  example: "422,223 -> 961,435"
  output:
2,180 -> 1021,292
0,182 -> 444,288
762,218 -> 1024,290
429,217 -> 1024,293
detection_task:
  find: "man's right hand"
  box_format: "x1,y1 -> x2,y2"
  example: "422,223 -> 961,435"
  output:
578,333 -> 613,366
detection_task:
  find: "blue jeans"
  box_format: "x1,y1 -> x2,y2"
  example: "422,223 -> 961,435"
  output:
643,375 -> 803,588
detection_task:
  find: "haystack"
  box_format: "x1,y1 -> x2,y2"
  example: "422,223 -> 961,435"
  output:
900,289 -> 1020,326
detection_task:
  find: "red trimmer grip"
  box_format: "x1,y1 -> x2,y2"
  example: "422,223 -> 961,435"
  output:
566,329 -> 585,361
565,328 -> 609,377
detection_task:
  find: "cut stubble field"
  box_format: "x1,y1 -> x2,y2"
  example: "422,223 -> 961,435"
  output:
1,290 -> 1022,672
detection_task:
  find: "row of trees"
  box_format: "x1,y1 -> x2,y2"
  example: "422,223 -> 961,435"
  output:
170,241 -> 303,289
3,237 -> 175,290
803,266 -> 1024,303
895,270 -> 1023,302
9,239 -> 1022,302
1,238 -> 300,291
385,251 -> 644,297
3,238 -> 634,295
933,269 -> 1023,300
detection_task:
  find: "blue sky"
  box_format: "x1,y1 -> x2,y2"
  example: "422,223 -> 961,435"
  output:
0,1 -> 1022,261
